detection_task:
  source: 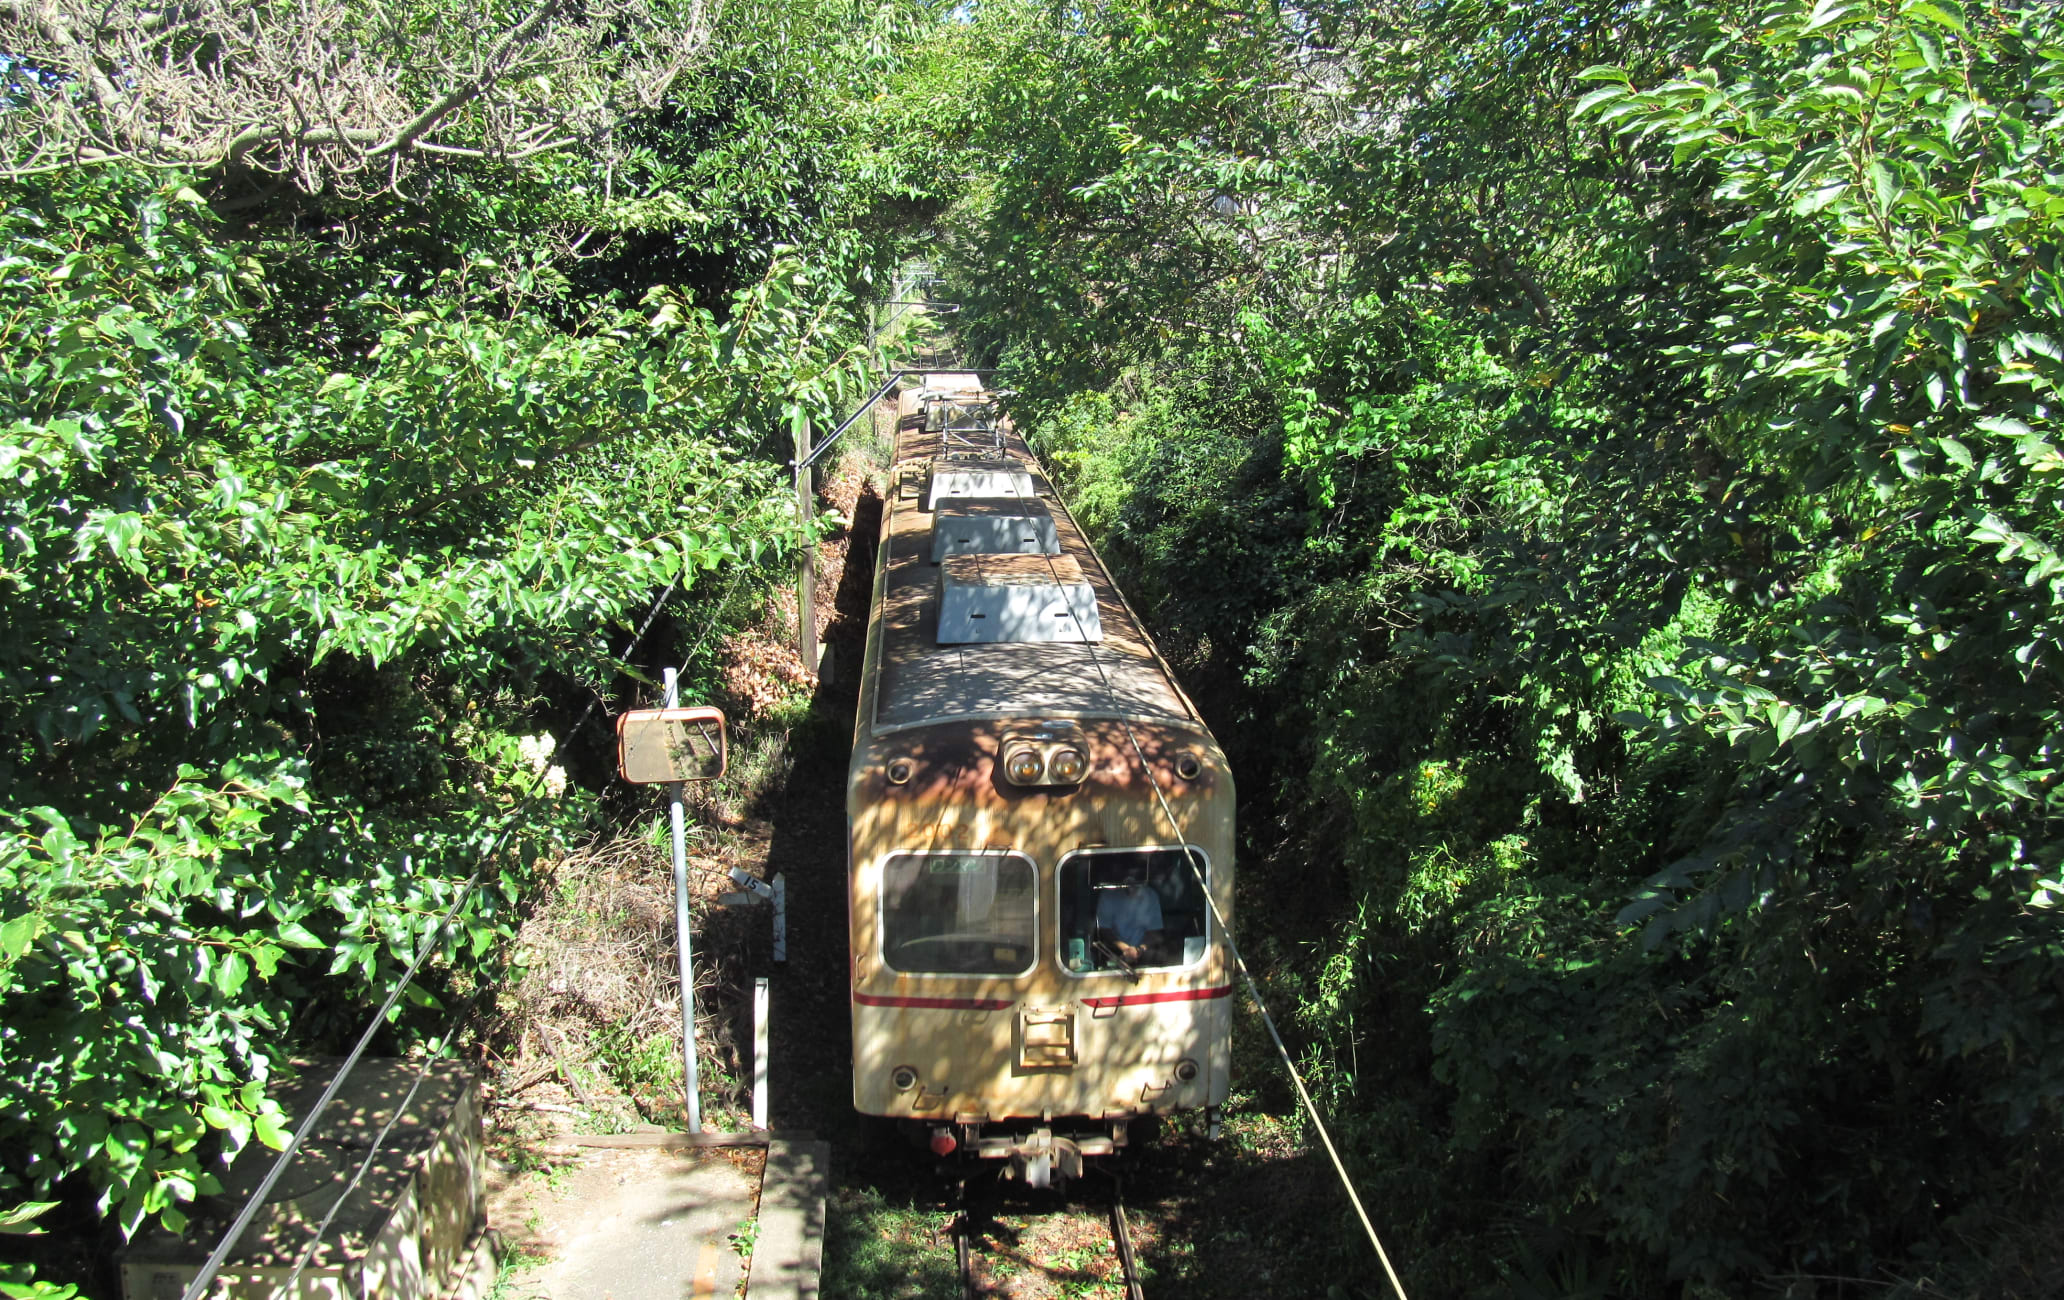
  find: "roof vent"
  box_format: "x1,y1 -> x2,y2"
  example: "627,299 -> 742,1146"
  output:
937,554 -> 1103,644
931,499 -> 1060,562
929,458 -> 1036,511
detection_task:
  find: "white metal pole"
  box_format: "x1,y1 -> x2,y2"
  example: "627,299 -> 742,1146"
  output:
663,667 -> 703,1132
752,976 -> 770,1131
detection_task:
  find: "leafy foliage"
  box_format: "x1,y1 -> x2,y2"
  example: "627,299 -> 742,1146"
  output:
0,0 -> 950,1261
950,0 -> 2064,1290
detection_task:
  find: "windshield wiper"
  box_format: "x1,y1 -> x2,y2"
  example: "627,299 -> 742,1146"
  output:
1093,940 -> 1141,983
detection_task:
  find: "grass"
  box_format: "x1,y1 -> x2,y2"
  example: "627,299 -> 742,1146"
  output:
591,1014 -> 684,1120
819,1184 -> 960,1300
728,1215 -> 759,1259
483,1238 -> 549,1300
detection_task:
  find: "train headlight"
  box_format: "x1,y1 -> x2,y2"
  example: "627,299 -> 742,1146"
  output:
1000,722 -> 1090,787
1174,1057 -> 1200,1083
1174,752 -> 1203,781
891,1065 -> 919,1092
886,758 -> 914,785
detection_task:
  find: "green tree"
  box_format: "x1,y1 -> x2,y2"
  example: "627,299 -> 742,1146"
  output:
953,0 -> 2064,1289
0,0 -> 953,1256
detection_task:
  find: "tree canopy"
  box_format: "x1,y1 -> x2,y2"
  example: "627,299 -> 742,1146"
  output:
945,0 -> 2064,1291
4,0 -> 2061,1293
0,0 -> 957,1268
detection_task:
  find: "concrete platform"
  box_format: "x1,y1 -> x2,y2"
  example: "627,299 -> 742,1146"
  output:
489,1145 -> 757,1300
744,1141 -> 828,1300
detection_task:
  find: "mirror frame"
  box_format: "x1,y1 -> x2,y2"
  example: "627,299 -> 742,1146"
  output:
615,705 -> 728,783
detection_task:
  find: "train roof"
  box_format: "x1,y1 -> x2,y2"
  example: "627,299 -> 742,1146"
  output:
863,378 -> 1201,738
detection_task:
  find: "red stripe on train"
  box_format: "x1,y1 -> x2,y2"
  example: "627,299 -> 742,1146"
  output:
854,992 -> 1015,1011
1083,985 -> 1235,1009
855,986 -> 1235,1011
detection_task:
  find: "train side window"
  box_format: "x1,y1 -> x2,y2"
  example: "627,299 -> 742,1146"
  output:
880,851 -> 1037,976
1057,847 -> 1209,975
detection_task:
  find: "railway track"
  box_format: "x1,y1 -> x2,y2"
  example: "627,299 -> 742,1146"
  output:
953,1168 -> 1145,1299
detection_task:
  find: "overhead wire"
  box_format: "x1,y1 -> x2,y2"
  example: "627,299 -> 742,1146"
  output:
948,374 -> 1414,1300
1118,730 -> 1412,1300
177,858 -> 494,1300
275,1008 -> 450,1289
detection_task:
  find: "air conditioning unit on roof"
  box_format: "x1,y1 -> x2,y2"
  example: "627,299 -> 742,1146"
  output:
931,498 -> 1061,562
928,459 -> 1036,511
937,554 -> 1102,644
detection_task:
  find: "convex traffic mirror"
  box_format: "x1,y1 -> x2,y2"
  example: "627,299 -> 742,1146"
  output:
616,706 -> 728,783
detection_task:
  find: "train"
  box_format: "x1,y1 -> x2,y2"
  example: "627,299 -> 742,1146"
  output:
845,372 -> 1236,1187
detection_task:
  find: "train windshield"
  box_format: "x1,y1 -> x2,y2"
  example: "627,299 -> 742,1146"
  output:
1057,847 -> 1209,974
880,851 -> 1037,976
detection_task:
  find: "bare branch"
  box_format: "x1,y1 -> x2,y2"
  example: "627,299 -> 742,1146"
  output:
0,0 -> 724,195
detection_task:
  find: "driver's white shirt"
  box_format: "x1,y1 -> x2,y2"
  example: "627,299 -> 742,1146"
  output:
1096,886 -> 1163,944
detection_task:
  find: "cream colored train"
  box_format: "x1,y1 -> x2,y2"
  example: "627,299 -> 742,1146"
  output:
847,373 -> 1235,1186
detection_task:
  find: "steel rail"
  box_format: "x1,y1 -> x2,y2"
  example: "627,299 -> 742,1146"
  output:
955,1175 -> 977,1300
1108,1175 -> 1146,1300
952,1167 -> 1145,1300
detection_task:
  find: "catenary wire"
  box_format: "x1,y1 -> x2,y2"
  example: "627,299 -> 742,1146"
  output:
176,856 -> 493,1300
276,1012 -> 444,1286
1115,719 -> 1412,1300
273,563 -> 758,1296
271,553 -> 760,1297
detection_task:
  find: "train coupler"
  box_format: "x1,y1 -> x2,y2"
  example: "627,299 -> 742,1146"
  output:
1013,1128 -> 1079,1189
969,1126 -> 1096,1188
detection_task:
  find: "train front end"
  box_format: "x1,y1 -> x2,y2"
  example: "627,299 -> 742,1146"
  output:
848,715 -> 1234,1182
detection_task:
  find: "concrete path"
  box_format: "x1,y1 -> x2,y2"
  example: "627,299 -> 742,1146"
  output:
744,1140 -> 828,1300
489,1144 -> 759,1300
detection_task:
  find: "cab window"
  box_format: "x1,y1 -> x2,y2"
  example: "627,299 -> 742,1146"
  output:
880,851 -> 1037,975
1057,847 -> 1208,974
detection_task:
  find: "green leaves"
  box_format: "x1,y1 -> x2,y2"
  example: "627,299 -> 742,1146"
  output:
0,1203 -> 57,1236
0,1 -> 903,1238
965,0 -> 2064,1287
0,1263 -> 78,1300
0,913 -> 41,961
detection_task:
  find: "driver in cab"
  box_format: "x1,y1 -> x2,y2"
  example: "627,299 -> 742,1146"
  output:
1095,864 -> 1163,965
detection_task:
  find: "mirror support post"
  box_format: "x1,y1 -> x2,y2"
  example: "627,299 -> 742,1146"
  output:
663,666 -> 704,1132
752,976 -> 770,1131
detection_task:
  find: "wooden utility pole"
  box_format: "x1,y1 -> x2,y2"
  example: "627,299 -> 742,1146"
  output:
793,412 -> 817,676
